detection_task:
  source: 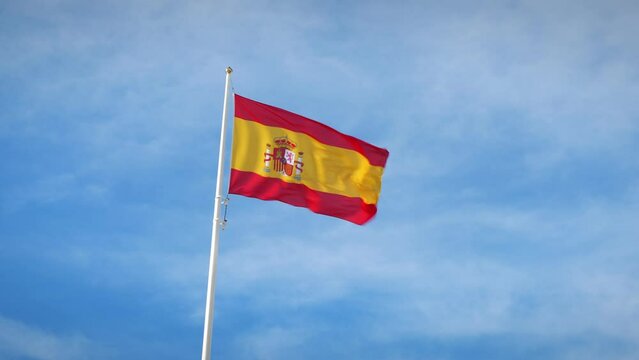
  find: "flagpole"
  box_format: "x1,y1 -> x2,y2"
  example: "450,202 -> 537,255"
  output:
201,66 -> 233,360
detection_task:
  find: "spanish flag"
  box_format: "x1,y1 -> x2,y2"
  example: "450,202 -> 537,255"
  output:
229,95 -> 389,225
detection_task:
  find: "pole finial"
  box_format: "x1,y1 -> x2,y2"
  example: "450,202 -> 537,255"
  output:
226,66 -> 233,74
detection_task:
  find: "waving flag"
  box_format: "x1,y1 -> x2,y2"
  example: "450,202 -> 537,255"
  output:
229,94 -> 389,225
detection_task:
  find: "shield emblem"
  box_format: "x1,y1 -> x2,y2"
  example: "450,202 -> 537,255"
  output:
274,147 -> 296,176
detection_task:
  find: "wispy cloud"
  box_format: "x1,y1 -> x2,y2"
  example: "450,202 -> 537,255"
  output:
0,315 -> 106,360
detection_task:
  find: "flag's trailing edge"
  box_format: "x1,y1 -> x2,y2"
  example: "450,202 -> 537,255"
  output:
229,94 -> 389,225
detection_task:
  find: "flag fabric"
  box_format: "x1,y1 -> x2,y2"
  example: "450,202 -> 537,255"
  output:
229,94 -> 389,225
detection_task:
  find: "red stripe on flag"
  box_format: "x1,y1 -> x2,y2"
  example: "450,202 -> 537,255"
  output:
235,94 -> 389,168
229,169 -> 378,225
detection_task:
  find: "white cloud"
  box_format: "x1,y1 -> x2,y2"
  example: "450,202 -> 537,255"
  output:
382,0 -> 639,174
233,326 -> 309,360
213,194 -> 639,342
0,315 -> 102,360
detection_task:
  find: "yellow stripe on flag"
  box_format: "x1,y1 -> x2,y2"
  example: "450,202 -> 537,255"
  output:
231,117 -> 385,205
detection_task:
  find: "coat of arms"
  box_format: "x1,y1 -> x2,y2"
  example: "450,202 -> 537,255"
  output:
263,136 -> 304,180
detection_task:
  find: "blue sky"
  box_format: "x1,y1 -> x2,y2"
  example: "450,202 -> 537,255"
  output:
1,0 -> 638,359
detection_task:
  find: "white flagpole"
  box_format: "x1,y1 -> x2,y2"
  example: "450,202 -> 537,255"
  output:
201,66 -> 233,360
